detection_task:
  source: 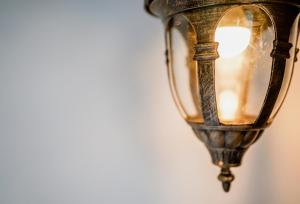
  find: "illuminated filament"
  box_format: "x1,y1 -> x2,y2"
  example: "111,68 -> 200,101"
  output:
219,90 -> 239,121
215,26 -> 251,58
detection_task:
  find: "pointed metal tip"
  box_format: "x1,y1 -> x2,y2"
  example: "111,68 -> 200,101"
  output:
222,182 -> 231,192
218,167 -> 235,193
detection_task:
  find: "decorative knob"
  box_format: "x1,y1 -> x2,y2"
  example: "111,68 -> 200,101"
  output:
218,167 -> 235,192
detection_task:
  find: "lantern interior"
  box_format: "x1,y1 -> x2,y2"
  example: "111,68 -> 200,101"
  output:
215,6 -> 274,125
167,15 -> 203,123
167,5 -> 299,126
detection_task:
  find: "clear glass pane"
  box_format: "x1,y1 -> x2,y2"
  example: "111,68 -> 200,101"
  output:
269,14 -> 300,121
167,15 -> 203,123
215,6 -> 275,124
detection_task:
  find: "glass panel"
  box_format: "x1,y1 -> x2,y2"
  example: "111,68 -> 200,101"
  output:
167,15 -> 203,123
215,6 -> 275,125
269,14 -> 300,121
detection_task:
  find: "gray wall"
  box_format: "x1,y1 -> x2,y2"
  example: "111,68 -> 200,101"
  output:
0,1 -> 300,204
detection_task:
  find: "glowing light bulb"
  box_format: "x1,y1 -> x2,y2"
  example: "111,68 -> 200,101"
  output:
215,26 -> 251,58
219,90 -> 239,121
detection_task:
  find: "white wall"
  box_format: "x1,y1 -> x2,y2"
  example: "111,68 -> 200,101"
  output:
0,1 -> 299,204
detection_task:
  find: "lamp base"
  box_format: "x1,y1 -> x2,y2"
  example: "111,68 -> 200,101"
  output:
191,125 -> 264,192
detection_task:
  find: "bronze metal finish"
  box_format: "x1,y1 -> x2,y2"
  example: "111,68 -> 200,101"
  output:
145,0 -> 300,192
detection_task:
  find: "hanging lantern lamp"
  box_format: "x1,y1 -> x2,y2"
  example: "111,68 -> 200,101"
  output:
145,0 -> 300,192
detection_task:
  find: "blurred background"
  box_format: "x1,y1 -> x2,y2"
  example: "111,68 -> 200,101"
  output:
0,1 -> 299,204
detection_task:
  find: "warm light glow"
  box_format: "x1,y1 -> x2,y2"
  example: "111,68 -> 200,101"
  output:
215,26 -> 251,58
219,90 -> 239,121
216,26 -> 251,121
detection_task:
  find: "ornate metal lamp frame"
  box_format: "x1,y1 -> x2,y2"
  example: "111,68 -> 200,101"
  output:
145,0 -> 300,192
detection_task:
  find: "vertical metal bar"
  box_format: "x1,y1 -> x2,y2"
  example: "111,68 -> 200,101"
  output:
194,42 -> 220,126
